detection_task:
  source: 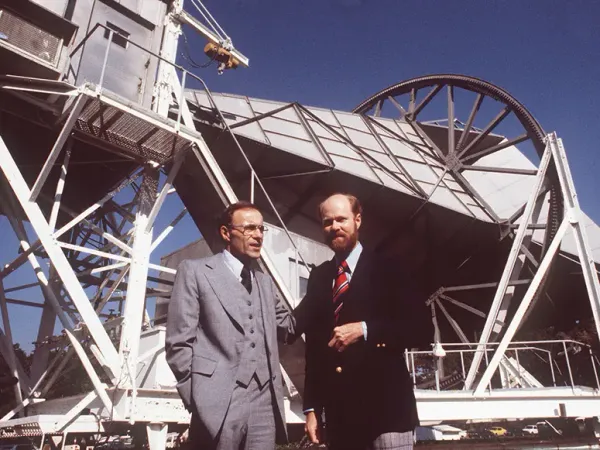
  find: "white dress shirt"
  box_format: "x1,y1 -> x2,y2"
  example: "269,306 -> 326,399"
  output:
223,249 -> 252,282
335,241 -> 363,285
334,242 -> 368,340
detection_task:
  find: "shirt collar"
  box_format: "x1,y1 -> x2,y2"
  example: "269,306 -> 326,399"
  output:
222,249 -> 245,279
336,241 -> 363,274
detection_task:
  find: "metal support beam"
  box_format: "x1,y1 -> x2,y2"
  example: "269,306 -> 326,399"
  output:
153,4 -> 181,117
0,282 -> 27,406
447,86 -> 455,156
474,218 -> 569,395
30,266 -> 60,384
145,154 -> 185,233
119,168 -> 158,393
549,133 -> 600,346
48,141 -> 73,230
493,194 -> 545,336
151,208 -> 188,253
455,93 -> 483,153
463,134 -> 529,163
461,165 -> 538,176
457,106 -> 510,160
464,139 -> 553,390
29,95 -> 85,202
0,135 -> 120,376
435,297 -> 469,343
146,422 -> 168,450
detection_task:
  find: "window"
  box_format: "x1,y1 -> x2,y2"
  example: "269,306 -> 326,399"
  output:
289,257 -> 315,300
299,276 -> 309,299
103,22 -> 130,49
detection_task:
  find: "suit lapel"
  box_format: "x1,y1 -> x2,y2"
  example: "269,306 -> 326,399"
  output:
319,259 -> 337,317
203,253 -> 244,330
347,250 -> 372,296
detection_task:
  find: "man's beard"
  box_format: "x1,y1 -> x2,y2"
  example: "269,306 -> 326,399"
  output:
327,230 -> 358,255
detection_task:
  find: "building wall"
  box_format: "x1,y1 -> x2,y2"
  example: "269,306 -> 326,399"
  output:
262,224 -> 332,308
30,0 -> 69,16
32,0 -> 167,108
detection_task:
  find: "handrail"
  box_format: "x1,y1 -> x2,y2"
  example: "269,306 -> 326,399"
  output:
405,338 -> 599,392
423,339 -> 592,349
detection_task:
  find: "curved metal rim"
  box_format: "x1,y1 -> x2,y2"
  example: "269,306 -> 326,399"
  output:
352,73 -> 546,156
354,73 -> 562,257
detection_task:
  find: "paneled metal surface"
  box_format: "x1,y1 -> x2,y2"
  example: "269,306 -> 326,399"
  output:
64,0 -> 165,108
186,90 -> 600,264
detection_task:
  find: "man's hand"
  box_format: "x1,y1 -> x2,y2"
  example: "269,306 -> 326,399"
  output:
305,411 -> 321,444
328,322 -> 364,352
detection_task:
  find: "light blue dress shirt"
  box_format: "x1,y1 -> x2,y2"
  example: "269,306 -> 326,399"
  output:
223,250 -> 252,282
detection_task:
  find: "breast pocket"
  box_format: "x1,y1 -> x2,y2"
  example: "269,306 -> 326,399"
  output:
191,354 -> 217,377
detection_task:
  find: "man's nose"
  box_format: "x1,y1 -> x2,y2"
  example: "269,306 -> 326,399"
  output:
251,229 -> 264,239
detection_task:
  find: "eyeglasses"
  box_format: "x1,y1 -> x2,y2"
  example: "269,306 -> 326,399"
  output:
228,224 -> 268,235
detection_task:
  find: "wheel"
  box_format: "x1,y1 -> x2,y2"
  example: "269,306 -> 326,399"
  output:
353,73 -> 563,251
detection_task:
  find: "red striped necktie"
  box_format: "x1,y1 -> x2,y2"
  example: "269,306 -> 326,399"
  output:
332,260 -> 350,324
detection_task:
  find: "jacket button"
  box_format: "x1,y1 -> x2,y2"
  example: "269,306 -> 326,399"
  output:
335,366 -> 342,373
251,343 -> 256,348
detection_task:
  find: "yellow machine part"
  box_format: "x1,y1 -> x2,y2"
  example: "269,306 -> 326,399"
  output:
204,42 -> 240,70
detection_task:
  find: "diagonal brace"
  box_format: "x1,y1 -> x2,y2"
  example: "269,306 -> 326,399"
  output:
30,94 -> 86,202
0,135 -> 120,376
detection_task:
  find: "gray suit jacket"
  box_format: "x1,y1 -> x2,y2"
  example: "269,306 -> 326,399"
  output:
165,252 -> 295,440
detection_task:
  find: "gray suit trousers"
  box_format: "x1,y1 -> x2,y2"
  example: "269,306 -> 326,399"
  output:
191,375 -> 276,450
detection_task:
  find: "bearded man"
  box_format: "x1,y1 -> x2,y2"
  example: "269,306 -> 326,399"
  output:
292,193 -> 432,450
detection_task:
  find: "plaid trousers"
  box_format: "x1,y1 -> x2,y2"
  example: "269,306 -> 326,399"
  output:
368,431 -> 414,450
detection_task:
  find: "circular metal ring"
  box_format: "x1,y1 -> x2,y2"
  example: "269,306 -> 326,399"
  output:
353,74 -> 562,254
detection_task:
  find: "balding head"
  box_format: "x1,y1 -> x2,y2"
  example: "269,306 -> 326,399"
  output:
319,193 -> 362,219
319,193 -> 362,257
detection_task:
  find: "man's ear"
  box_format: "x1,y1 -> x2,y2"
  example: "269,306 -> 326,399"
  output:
219,225 -> 231,243
355,213 -> 362,230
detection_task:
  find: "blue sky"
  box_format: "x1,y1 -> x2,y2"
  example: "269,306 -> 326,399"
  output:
2,0 -> 600,351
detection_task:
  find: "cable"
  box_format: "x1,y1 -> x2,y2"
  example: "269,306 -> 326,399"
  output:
189,0 -> 229,42
180,31 -> 218,69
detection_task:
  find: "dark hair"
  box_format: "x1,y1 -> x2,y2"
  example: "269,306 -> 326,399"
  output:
318,193 -> 362,218
218,201 -> 262,231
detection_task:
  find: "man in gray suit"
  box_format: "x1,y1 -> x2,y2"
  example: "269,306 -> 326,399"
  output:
165,201 -> 295,450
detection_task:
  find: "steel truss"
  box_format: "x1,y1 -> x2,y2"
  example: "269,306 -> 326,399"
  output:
415,132 -> 600,420
0,16 -> 304,450
0,87 -> 305,446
